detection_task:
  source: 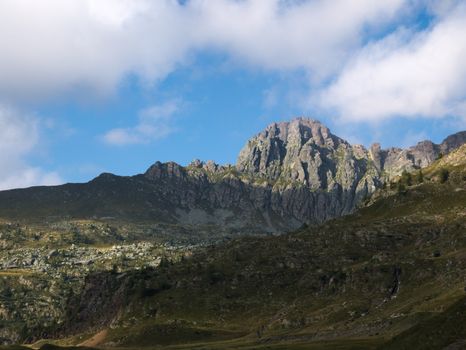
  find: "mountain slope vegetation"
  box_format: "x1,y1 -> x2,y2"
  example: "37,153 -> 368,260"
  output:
16,143 -> 465,350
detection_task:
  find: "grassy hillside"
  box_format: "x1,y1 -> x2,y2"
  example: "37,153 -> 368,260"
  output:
1,145 -> 465,350
34,149 -> 464,349
380,296 -> 466,350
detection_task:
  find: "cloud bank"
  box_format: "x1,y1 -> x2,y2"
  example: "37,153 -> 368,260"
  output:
0,0 -> 405,100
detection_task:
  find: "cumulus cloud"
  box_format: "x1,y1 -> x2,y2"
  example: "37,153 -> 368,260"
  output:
194,0 -> 406,77
0,0 -> 197,100
0,0 -> 464,123
103,100 -> 180,146
320,1 -> 466,122
0,105 -> 62,190
0,0 -> 407,100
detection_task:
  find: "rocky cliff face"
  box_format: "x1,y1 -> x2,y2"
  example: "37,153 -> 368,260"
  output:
238,118 -> 466,182
235,118 -> 379,224
137,118 -> 466,229
0,118 -> 464,234
232,119 -> 466,225
368,131 -> 466,178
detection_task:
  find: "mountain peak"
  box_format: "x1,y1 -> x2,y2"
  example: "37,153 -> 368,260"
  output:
258,117 -> 338,148
440,130 -> 466,154
265,117 -> 324,130
236,117 -> 350,187
144,161 -> 186,181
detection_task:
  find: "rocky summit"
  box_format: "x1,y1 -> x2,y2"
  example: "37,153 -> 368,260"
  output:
0,118 -> 464,237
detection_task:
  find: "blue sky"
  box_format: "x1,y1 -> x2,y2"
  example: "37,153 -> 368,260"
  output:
0,0 -> 465,189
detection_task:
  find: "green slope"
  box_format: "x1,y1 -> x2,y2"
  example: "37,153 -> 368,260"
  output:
379,297 -> 466,350
3,144 -> 466,349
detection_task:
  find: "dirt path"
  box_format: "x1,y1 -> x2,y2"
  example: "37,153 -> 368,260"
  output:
78,329 -> 108,347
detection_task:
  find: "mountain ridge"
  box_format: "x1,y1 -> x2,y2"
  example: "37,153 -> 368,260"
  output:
0,118 -> 464,236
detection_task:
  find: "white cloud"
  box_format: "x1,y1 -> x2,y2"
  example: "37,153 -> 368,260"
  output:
0,0 -> 195,100
194,0 -> 406,78
103,100 -> 180,146
320,2 -> 466,122
0,105 -> 62,190
0,0 -> 464,125
0,0 -> 407,101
